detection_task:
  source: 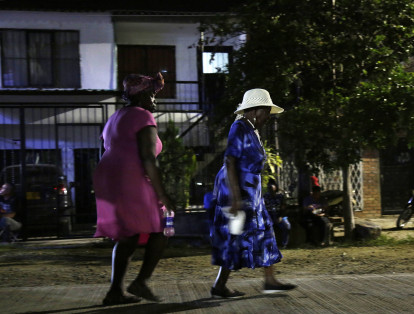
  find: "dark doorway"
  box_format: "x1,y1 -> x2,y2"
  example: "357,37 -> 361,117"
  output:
380,140 -> 414,214
200,46 -> 232,112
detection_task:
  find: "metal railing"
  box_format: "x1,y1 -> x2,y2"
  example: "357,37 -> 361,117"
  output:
0,80 -> 220,238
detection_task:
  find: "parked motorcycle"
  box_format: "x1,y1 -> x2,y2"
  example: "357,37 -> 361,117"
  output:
396,190 -> 413,229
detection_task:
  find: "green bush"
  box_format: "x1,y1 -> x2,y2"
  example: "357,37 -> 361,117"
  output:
262,141 -> 283,191
158,121 -> 197,210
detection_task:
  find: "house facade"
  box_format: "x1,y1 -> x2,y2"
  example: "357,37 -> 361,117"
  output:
0,6 -> 241,236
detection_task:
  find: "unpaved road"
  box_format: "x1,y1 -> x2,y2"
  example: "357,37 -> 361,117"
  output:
0,228 -> 413,288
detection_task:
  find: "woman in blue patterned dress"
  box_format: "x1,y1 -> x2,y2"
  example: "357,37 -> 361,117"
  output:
209,89 -> 296,298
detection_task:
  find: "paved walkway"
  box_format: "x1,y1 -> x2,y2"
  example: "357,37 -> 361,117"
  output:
2,217 -> 412,313
2,273 -> 413,313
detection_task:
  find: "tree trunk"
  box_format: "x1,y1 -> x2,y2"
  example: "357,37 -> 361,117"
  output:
342,165 -> 355,240
297,165 -> 311,208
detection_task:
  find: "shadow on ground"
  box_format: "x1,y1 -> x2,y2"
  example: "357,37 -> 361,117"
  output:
22,294 -> 288,314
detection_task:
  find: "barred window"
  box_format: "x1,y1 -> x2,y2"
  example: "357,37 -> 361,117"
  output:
0,29 -> 80,88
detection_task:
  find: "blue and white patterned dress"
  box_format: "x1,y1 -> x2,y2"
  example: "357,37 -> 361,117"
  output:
210,119 -> 282,270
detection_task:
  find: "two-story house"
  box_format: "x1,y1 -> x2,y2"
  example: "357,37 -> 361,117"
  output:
0,2 -> 241,236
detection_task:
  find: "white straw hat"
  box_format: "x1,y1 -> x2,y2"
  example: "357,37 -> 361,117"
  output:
234,88 -> 284,115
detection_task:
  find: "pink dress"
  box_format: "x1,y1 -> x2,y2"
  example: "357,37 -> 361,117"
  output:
93,106 -> 164,240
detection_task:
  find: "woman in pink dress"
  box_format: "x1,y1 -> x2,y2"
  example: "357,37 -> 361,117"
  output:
93,72 -> 175,305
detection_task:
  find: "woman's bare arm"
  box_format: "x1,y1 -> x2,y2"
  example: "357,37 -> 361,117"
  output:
225,155 -> 243,215
137,126 -> 175,213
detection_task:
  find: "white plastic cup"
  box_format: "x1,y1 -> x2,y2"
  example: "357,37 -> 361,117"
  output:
222,206 -> 246,235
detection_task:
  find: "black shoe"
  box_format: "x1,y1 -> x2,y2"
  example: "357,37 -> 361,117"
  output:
263,283 -> 297,294
127,281 -> 162,302
102,290 -> 141,306
210,287 -> 245,299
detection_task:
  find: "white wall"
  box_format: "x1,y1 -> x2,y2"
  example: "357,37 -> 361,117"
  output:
0,11 -> 115,89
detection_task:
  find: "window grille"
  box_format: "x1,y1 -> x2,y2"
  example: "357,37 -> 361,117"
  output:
279,160 -> 364,211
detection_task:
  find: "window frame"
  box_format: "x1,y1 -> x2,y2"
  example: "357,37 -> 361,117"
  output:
0,28 -> 81,88
202,46 -> 233,74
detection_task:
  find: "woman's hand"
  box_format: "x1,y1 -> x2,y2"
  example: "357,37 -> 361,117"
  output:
229,198 -> 243,215
160,195 -> 176,214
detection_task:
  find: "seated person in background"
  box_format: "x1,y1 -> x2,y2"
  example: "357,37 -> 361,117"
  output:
0,183 -> 22,242
303,185 -> 331,246
310,175 -> 320,188
264,179 -> 291,249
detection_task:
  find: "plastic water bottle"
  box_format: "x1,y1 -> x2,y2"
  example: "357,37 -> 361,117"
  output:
163,210 -> 175,237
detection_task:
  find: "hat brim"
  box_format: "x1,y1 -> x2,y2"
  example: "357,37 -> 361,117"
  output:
234,103 -> 284,115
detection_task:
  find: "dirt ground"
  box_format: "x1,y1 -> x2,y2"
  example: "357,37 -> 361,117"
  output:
0,227 -> 413,288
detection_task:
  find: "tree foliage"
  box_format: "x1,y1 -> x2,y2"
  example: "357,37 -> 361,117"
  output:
262,141 -> 283,189
203,0 -> 414,169
158,121 -> 197,209
202,0 -> 414,239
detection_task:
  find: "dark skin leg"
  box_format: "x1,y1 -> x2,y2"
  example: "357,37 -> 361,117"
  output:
264,266 -> 283,285
214,267 -> 231,290
109,232 -> 167,293
214,266 -> 281,291
135,232 -> 168,283
109,235 -> 139,293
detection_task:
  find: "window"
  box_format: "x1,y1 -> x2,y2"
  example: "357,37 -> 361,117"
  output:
202,46 -> 232,74
117,45 -> 176,98
203,52 -> 229,74
0,29 -> 80,88
201,46 -> 232,107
